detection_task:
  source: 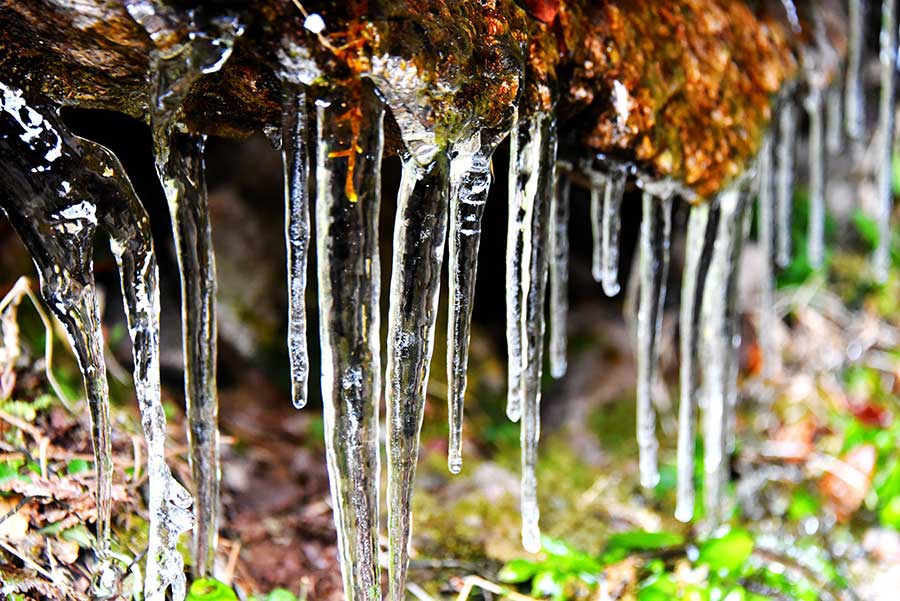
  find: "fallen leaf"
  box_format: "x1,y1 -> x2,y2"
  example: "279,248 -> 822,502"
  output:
523,0 -> 559,23
820,444 -> 877,522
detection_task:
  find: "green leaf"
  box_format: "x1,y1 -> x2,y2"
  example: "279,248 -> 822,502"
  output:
262,589 -> 298,601
787,489 -> 821,522
531,571 -> 563,599
66,459 -> 91,475
697,529 -> 754,574
187,578 -> 238,601
0,461 -> 22,484
541,536 -> 577,558
638,574 -> 678,601
880,496 -> 900,530
498,559 -> 538,583
61,524 -> 94,548
853,209 -> 880,250
606,530 -> 684,552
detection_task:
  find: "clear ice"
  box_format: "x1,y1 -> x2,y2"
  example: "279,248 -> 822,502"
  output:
826,82 -> 843,155
315,90 -> 384,601
700,185 -> 748,525
602,168 -> 627,296
447,130 -> 504,473
519,115 -> 556,553
0,82 -> 192,600
589,170 -> 606,283
385,152 -> 450,600
635,191 -> 672,490
505,109 -> 542,423
804,89 -> 826,269
775,102 -> 797,268
845,0 -> 867,142
874,0 -> 896,282
126,2 -> 242,574
675,202 -> 720,522
757,136 -> 778,380
282,83 -> 311,409
549,165 -> 571,379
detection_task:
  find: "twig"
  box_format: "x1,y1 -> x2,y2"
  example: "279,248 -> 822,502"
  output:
455,575 -> 538,601
0,495 -> 33,528
407,581 -> 436,601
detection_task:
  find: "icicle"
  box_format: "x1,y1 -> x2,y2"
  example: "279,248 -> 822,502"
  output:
519,115 -> 556,553
549,166 -> 571,379
700,185 -> 748,525
757,137 -> 778,380
126,3 -> 242,576
447,130 -> 504,473
724,188 -> 749,456
675,203 -> 720,523
0,82 -> 192,600
602,168 -> 627,297
315,89 -> 384,601
385,151 -> 450,600
775,102 -> 797,268
589,171 -> 606,282
106,180 -> 194,601
805,89 -> 826,269
505,109 -> 546,423
282,83 -> 311,409
826,82 -> 843,155
157,134 -> 219,575
636,191 -> 673,490
874,0 -> 896,282
845,0 -> 866,142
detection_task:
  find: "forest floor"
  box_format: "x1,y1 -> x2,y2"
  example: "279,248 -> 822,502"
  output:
2,192 -> 900,601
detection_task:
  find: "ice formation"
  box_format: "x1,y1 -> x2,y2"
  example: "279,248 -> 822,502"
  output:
0,2 -> 896,601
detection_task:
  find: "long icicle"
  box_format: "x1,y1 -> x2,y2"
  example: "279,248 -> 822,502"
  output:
700,185 -> 747,525
505,107 -> 533,423
845,0 -> 867,142
826,82 -> 844,155
874,0 -> 896,282
805,89 -> 826,268
447,131 -> 503,473
105,174 -> 194,601
315,89 -> 384,601
602,168 -> 627,296
0,82 -> 192,599
130,6 -> 241,574
775,102 -> 797,268
157,134 -> 219,575
386,151 -> 450,600
636,191 -> 673,490
520,115 -> 556,552
283,83 -> 311,408
724,188 -> 750,455
549,165 -> 571,379
757,136 -> 779,380
675,202 -> 720,522
590,171 -> 607,282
